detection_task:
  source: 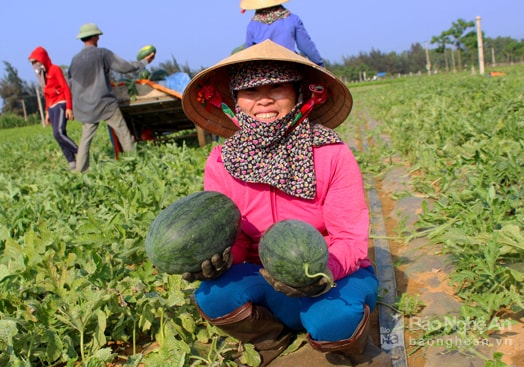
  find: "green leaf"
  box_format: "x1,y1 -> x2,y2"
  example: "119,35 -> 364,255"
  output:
238,343 -> 261,367
0,320 -> 18,348
506,263 -> 524,282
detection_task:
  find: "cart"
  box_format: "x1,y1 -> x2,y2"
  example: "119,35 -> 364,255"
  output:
110,79 -> 213,158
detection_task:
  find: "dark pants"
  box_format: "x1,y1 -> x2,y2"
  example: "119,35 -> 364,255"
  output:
48,102 -> 78,163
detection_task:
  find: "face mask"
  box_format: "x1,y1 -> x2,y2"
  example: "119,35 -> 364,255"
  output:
33,62 -> 46,88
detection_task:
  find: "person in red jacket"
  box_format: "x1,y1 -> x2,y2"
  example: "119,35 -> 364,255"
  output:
29,46 -> 78,170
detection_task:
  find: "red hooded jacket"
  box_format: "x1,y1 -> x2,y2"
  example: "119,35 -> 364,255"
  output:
28,46 -> 73,111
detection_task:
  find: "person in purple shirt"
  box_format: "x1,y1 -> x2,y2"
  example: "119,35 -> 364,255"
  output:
241,0 -> 325,67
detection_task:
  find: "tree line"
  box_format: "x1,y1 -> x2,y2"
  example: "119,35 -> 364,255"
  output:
327,19 -> 524,82
1,18 -> 523,118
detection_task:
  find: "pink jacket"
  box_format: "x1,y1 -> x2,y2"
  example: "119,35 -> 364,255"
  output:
203,143 -> 372,281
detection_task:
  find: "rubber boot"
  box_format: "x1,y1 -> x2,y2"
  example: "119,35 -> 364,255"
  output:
268,305 -> 392,367
197,301 -> 293,367
308,305 -> 393,367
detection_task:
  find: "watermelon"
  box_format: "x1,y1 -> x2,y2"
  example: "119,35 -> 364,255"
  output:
149,69 -> 169,81
145,191 -> 241,274
259,219 -> 330,287
136,45 -> 156,61
138,69 -> 151,80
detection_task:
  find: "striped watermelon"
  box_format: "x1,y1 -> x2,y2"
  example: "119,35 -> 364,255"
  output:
136,45 -> 156,61
259,219 -> 329,287
145,191 -> 241,274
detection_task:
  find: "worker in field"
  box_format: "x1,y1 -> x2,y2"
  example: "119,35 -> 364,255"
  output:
241,0 -> 325,67
29,46 -> 79,171
68,23 -> 155,172
181,40 -> 391,367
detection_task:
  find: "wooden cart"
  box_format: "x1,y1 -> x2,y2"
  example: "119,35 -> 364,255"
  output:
110,80 -> 212,158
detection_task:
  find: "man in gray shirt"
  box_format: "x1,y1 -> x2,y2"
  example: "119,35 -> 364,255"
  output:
68,23 -> 155,172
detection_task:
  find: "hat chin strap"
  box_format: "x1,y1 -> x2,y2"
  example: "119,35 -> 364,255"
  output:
284,84 -> 326,135
196,83 -> 326,133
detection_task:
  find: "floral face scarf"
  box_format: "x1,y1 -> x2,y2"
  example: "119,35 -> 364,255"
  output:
253,5 -> 291,24
222,104 -> 342,200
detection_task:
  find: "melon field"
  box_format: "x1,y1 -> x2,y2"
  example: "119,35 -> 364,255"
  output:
0,65 -> 522,367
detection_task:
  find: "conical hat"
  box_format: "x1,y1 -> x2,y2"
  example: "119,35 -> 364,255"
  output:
182,40 -> 352,138
240,0 -> 288,10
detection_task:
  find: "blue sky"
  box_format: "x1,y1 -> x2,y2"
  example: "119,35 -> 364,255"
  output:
1,0 -> 523,85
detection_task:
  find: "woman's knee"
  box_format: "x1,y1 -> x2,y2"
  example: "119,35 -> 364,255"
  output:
194,263 -> 264,318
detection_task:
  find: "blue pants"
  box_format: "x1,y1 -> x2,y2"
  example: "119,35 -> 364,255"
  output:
195,263 -> 378,342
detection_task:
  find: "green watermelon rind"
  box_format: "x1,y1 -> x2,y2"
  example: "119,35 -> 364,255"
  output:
259,219 -> 329,287
136,45 -> 156,61
145,191 -> 241,274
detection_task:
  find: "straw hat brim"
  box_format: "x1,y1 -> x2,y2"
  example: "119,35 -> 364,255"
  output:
182,40 -> 352,138
240,0 -> 289,10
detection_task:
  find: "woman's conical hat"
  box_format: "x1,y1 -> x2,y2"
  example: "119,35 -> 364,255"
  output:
182,40 -> 352,138
240,0 -> 289,10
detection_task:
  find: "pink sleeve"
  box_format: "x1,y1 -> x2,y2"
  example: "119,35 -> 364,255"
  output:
320,145 -> 371,280
203,146 -> 252,264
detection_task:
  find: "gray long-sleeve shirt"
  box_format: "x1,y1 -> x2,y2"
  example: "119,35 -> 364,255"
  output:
68,45 -> 147,123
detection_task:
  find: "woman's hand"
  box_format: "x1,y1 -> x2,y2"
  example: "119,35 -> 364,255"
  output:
182,247 -> 232,282
260,267 -> 334,298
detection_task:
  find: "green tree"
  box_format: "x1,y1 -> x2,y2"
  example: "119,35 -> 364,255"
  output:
460,30 -> 483,68
431,31 -> 453,71
406,43 -> 427,74
447,18 -> 475,70
0,61 -> 35,115
502,38 -> 524,63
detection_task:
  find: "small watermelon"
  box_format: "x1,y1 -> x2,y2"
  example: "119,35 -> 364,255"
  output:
145,191 -> 241,274
138,69 -> 151,80
259,219 -> 329,287
137,45 -> 156,61
149,69 -> 169,81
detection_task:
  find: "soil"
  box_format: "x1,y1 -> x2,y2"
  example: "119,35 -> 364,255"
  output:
355,112 -> 523,367
372,165 -> 524,367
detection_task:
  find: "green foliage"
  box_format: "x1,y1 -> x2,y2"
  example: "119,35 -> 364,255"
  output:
0,61 -> 40,116
353,65 -> 523,364
1,66 -> 523,365
0,123 -> 232,365
393,294 -> 425,317
0,113 -> 41,129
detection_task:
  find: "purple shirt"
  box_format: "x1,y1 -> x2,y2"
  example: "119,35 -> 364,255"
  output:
245,13 -> 325,67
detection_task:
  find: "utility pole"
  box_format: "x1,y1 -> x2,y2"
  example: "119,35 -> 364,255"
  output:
20,99 -> 27,121
476,16 -> 485,75
425,42 -> 431,75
